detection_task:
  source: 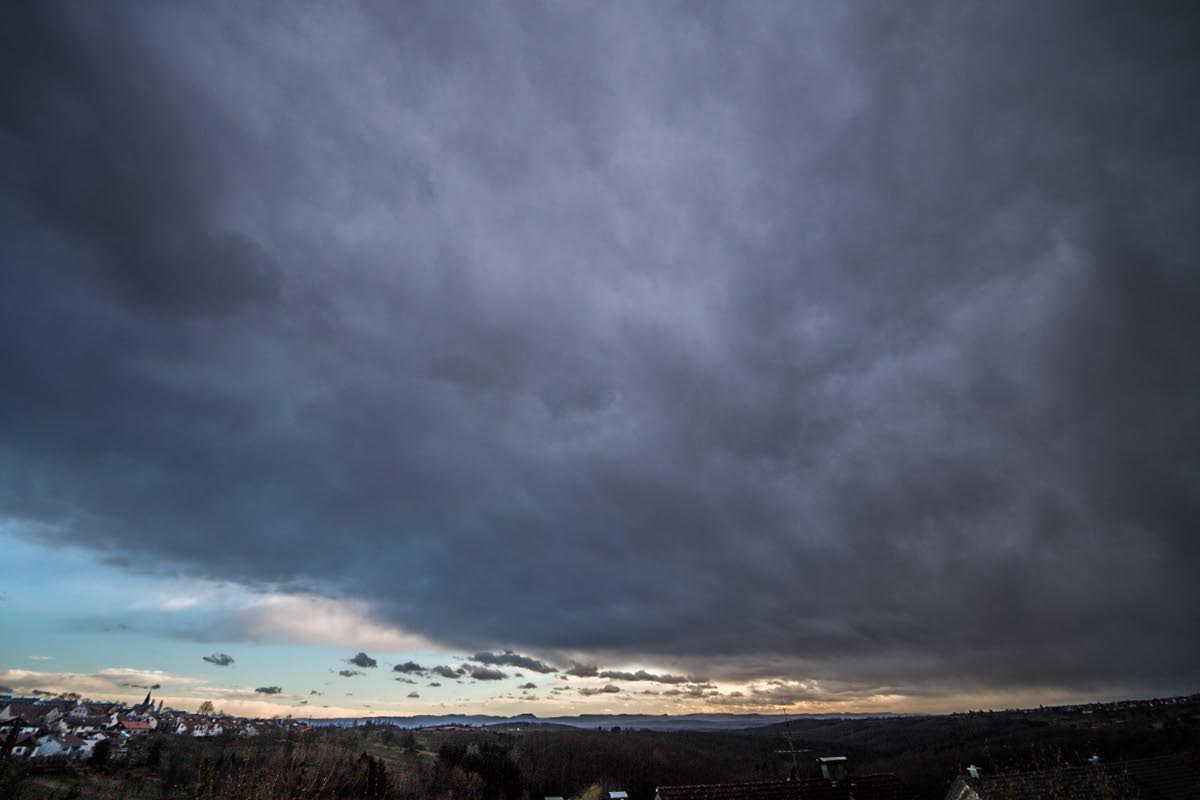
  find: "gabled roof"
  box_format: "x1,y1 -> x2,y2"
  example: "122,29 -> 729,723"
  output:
951,757 -> 1200,800
656,775 -> 899,800
3,703 -> 54,721
66,712 -> 110,725
658,779 -> 799,800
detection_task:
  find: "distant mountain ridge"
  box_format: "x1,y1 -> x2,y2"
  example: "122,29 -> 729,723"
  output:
306,711 -> 908,731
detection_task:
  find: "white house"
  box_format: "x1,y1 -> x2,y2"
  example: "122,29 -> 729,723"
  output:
30,735 -> 64,759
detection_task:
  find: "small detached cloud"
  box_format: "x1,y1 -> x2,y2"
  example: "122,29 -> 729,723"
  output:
427,682 -> 442,687
338,670 -> 363,678
347,652 -> 377,669
407,691 -> 420,698
395,677 -> 416,684
255,686 -> 282,695
392,661 -> 425,674
578,684 -> 621,696
471,650 -> 557,674
518,682 -> 537,690
309,690 -> 322,696
29,656 -> 52,662
202,653 -> 235,667
431,665 -> 464,679
469,667 -> 507,681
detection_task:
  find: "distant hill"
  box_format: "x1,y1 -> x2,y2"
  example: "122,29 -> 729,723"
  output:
307,711 -> 905,732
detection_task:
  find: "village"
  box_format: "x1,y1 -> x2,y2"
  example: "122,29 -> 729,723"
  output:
0,692 -> 307,763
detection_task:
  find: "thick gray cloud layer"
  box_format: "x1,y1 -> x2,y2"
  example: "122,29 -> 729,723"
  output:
1,1 -> 1198,700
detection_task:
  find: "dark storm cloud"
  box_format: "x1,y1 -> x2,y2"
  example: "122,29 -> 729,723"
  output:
472,651 -> 557,674
255,686 -> 282,695
202,653 -> 235,667
347,652 -> 377,669
2,0 -> 1198,704
0,5 -> 279,319
469,667 -> 508,681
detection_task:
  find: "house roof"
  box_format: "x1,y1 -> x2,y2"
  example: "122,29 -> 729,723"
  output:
951,757 -> 1200,800
3,703 -> 53,721
656,775 -> 900,800
66,712 -> 110,725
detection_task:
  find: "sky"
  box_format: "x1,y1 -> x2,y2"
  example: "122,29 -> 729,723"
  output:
1,1 -> 1198,720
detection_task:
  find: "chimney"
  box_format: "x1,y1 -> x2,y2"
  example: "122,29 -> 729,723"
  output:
817,756 -> 849,784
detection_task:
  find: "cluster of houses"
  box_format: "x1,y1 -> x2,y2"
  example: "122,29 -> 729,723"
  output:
1,692 -> 306,763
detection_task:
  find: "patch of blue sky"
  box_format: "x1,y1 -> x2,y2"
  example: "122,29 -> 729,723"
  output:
0,528 -> 522,713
